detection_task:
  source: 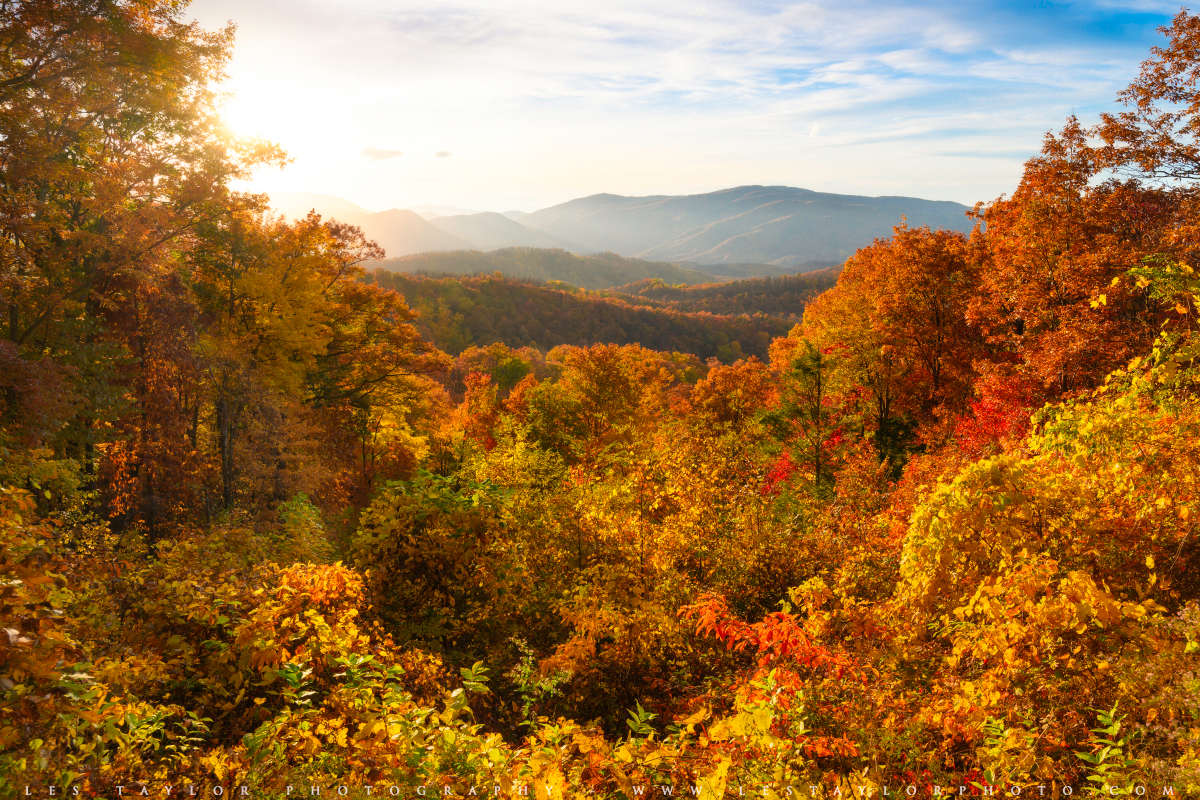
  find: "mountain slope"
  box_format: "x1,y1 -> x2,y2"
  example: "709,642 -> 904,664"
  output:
270,197 -> 476,257
354,208 -> 476,256
409,204 -> 482,219
682,260 -> 838,278
429,212 -> 579,250
270,185 -> 971,266
609,269 -> 840,318
521,185 -> 972,265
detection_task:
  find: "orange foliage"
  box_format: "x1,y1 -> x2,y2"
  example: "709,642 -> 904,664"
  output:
688,357 -> 771,427
968,118 -> 1173,399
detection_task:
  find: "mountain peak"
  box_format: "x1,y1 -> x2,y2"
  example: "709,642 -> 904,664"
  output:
520,186 -> 971,264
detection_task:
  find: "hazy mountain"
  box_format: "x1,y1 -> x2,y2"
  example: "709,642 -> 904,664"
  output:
374,248 -> 719,290
407,204 -> 482,219
357,209 -> 476,256
269,195 -> 576,257
270,185 -> 969,267
520,185 -> 972,265
268,196 -> 476,257
271,192 -> 374,220
429,212 -> 580,250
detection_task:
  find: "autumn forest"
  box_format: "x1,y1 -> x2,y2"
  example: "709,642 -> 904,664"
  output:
3,1 -> 1200,797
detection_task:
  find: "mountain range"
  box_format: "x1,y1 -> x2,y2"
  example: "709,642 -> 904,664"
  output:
271,186 -> 973,272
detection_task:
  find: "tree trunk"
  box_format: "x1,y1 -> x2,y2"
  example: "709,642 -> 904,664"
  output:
217,395 -> 234,509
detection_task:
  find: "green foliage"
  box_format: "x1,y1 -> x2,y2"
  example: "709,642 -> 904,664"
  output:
1075,705 -> 1141,795
274,493 -> 332,562
626,701 -> 657,738
505,638 -> 572,727
353,471 -> 519,654
761,339 -> 846,496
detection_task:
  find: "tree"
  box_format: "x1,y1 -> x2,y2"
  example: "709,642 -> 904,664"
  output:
762,339 -> 846,496
1,0 -> 280,356
1094,9 -> 1200,182
187,211 -> 449,511
968,120 -> 1172,399
551,344 -> 672,447
0,0 -> 283,516
804,224 -> 983,461
687,356 -> 770,429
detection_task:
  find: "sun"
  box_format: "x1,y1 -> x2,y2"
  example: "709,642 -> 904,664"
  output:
219,85 -> 286,141
217,76 -> 325,158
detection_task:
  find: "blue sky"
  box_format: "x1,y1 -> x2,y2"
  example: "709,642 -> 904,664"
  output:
186,0 -> 1185,212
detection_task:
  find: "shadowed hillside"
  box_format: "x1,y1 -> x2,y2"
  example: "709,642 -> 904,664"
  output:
371,269 -> 793,361
609,268 -> 841,318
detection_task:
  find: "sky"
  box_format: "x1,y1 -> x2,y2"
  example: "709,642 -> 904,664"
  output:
185,0 -> 1185,214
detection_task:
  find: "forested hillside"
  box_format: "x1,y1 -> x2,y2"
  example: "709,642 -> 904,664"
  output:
4,2 -> 1200,799
370,270 -> 792,361
374,248 -> 717,289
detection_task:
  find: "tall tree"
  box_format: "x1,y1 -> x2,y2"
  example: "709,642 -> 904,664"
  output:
968,120 -> 1173,399
804,224 -> 983,460
762,340 -> 846,496
0,0 -> 282,504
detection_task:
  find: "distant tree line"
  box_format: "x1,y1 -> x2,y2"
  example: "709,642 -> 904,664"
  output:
372,247 -> 714,290
609,268 -> 841,318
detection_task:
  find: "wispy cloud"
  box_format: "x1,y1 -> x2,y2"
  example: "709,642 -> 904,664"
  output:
191,0 -> 1178,210
361,145 -> 403,160
434,151 -> 452,158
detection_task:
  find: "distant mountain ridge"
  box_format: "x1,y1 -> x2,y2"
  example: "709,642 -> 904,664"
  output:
520,185 -> 973,265
270,185 -> 973,271
270,195 -> 475,255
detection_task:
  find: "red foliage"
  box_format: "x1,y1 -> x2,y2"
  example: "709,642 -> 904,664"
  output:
680,594 -> 855,679
953,371 -> 1041,458
760,451 -> 797,495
